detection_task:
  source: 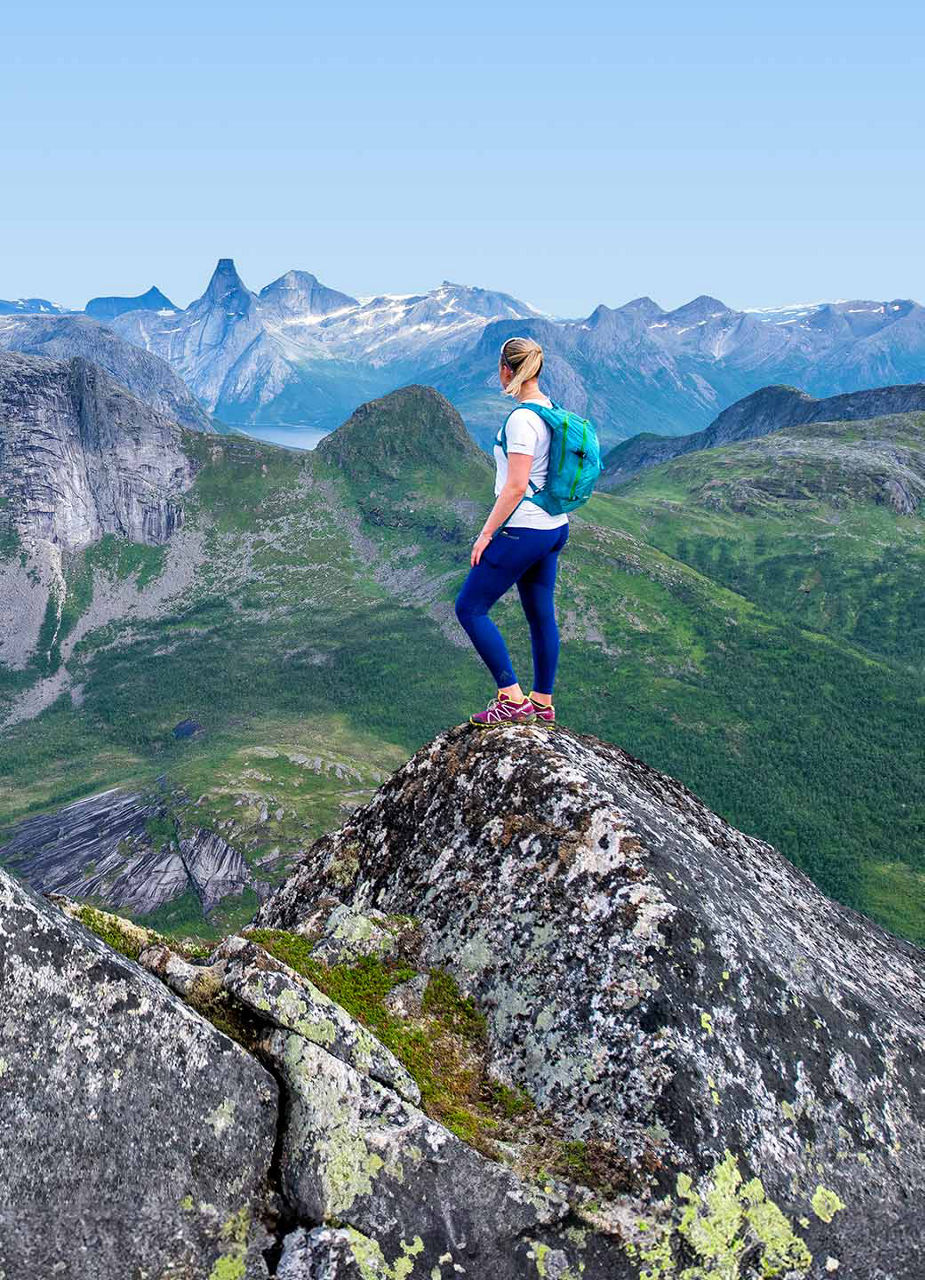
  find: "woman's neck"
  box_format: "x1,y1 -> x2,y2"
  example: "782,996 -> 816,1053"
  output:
517,379 -> 547,403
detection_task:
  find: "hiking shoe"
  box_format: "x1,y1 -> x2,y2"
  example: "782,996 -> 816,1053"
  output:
469,693 -> 537,727
529,700 -> 556,726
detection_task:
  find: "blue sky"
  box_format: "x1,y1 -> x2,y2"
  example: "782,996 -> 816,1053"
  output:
2,0 -> 923,315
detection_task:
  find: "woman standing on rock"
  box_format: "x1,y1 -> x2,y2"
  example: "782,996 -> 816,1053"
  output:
455,336 -> 600,728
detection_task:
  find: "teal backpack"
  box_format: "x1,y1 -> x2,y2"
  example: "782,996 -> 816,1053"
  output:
497,400 -> 603,518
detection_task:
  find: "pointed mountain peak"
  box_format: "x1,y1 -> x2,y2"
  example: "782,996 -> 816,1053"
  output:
619,296 -> 664,318
262,269 -> 320,291
85,286 -> 176,320
258,270 -> 358,318
587,303 -> 615,324
204,258 -> 251,303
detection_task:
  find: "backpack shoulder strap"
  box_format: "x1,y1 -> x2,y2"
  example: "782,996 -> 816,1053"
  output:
497,406 -> 540,496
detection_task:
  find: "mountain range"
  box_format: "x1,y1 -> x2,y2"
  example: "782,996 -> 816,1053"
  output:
602,381 -> 925,487
0,357 -> 921,946
4,261 -> 924,445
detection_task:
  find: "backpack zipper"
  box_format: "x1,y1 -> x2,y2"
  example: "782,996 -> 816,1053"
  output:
559,412 -> 569,472
568,420 -> 588,500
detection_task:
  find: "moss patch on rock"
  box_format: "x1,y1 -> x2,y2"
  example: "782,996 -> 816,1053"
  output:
247,929 -> 518,1156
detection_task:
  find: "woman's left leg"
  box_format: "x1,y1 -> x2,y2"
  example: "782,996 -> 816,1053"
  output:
454,551 -> 523,689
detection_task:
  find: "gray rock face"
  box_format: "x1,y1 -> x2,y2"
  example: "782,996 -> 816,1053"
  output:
0,312 -> 211,430
0,351 -> 201,671
269,1031 -> 625,1280
0,865 -> 278,1279
0,785 -> 252,917
601,380 -> 925,486
257,724 -> 925,1276
143,934 -> 421,1104
0,351 -> 198,553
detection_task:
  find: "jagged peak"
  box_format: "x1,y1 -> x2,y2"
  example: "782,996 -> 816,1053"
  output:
202,257 -> 253,305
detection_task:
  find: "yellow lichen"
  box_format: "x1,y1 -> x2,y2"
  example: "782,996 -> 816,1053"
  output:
811,1186 -> 846,1224
625,1151 -> 815,1279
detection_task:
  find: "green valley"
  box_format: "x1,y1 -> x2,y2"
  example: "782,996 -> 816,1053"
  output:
1,386 -> 922,943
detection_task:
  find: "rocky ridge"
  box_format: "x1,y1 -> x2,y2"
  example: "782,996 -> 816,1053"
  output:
257,723 -> 925,1276
0,312 -> 212,430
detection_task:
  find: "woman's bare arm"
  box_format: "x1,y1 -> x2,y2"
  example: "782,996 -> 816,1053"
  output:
471,452 -> 533,564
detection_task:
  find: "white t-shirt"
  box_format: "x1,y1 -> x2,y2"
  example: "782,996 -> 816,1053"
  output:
493,402 -> 569,531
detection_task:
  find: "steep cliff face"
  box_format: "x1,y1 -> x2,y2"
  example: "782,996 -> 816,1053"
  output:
0,352 -> 197,552
257,724 -> 925,1275
0,351 -> 199,670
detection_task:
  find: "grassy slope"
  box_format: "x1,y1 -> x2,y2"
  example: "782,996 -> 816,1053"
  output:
1,400 -> 922,942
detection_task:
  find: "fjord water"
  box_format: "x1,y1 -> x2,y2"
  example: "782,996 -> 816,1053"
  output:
234,423 -> 330,450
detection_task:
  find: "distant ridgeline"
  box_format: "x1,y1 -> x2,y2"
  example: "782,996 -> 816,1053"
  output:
4,261 -> 925,445
0,354 -> 922,945
602,381 -> 925,487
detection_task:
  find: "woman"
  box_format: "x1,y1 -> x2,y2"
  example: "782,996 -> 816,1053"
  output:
455,336 -> 568,727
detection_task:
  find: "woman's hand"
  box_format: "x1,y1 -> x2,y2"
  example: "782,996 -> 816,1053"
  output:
471,531 -> 493,566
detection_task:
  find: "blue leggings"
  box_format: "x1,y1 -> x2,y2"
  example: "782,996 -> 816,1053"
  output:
454,523 -> 569,695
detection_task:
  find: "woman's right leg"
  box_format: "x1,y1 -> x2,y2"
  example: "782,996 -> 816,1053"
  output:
516,524 -> 569,699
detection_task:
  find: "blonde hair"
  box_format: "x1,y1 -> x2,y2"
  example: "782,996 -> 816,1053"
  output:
500,336 -> 544,398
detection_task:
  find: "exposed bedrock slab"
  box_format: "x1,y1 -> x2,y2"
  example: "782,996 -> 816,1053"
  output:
0,785 -> 251,916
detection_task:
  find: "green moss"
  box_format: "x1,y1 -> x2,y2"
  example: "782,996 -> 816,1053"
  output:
490,1080 -> 535,1119
208,1255 -> 245,1280
74,904 -> 152,960
207,1206 -> 250,1280
421,967 -> 487,1041
70,902 -> 212,967
246,930 -> 512,1155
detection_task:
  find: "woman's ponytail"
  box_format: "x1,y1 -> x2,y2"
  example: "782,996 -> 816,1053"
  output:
500,336 -> 544,397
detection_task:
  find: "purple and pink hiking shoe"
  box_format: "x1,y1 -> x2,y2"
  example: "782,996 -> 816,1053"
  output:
469,693 -> 537,727
530,699 -> 556,726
